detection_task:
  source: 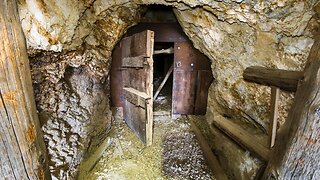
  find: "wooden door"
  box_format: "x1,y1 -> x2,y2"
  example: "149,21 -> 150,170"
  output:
172,41 -> 213,115
120,30 -> 154,146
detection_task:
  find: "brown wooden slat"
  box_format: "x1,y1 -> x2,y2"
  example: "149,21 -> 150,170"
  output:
243,66 -> 303,92
124,87 -> 149,108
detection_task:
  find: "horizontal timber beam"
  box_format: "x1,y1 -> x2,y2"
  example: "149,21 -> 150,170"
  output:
243,66 -> 303,92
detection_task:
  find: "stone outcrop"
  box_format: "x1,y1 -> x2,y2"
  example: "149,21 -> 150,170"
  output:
17,0 -> 320,179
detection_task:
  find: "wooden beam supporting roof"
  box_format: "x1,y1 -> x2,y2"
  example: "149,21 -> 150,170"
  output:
243,66 -> 303,92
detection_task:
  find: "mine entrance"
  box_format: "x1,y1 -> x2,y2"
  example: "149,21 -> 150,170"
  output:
110,6 -> 213,145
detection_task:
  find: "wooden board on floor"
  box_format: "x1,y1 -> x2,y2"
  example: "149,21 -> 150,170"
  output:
212,115 -> 270,161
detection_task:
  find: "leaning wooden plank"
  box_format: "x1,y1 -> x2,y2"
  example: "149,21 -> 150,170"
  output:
153,63 -> 174,100
243,66 -> 303,92
263,35 -> 320,179
0,0 -> 50,179
212,115 -> 270,161
269,86 -> 279,148
187,116 -> 228,180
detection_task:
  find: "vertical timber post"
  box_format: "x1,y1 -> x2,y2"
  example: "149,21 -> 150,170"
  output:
268,86 -> 279,148
263,35 -> 320,179
0,0 -> 50,179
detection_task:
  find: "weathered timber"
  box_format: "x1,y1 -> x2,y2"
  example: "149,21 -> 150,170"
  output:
187,116 -> 228,180
243,66 -> 303,92
0,1 -> 50,179
121,30 -> 154,146
268,87 -> 279,148
263,35 -> 320,179
212,115 -> 270,161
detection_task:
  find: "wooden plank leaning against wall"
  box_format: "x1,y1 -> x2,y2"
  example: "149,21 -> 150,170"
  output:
0,1 -> 51,179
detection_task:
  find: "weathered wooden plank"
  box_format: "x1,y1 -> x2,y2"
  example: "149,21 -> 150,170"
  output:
263,35 -> 320,179
269,86 -> 279,148
123,87 -> 149,108
122,56 -> 145,68
243,66 -> 303,92
187,116 -> 228,180
145,30 -> 154,146
212,115 -> 270,161
0,0 -> 50,179
153,63 -> 173,100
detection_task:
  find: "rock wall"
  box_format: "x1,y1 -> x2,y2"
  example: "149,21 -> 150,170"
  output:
18,0 -> 320,179
29,50 -> 113,179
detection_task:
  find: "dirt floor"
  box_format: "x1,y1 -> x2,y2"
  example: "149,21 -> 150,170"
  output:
78,111 -> 215,180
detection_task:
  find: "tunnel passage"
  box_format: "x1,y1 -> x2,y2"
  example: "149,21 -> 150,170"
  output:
110,5 -> 213,145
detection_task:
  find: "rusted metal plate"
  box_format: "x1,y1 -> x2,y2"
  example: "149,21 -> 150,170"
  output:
126,23 -> 188,42
172,70 -> 196,114
110,43 -> 124,107
172,41 -> 197,115
122,56 -> 145,68
172,41 -> 213,115
194,70 -> 214,115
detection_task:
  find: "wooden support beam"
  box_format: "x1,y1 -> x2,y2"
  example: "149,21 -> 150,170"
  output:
153,63 -> 173,100
263,36 -> 320,179
187,116 -> 228,180
268,86 -> 279,148
153,47 -> 174,55
243,66 -> 303,92
212,115 -> 270,161
0,0 -> 50,179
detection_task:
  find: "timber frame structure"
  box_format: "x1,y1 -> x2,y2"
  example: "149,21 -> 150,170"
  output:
1,0 -> 320,179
